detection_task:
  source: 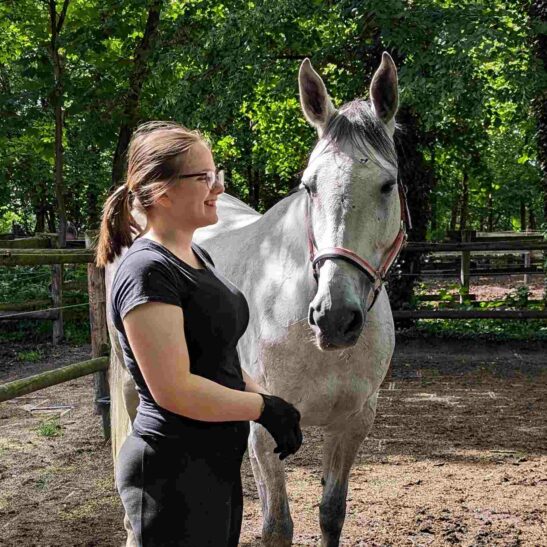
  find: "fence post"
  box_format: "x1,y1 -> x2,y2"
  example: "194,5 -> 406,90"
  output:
49,235 -> 64,344
459,230 -> 473,304
85,230 -> 111,441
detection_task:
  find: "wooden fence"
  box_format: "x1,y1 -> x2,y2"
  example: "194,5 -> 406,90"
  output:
399,231 -> 546,317
0,231 -> 110,439
0,230 -> 545,442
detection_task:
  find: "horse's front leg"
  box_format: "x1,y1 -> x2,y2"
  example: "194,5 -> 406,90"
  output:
249,422 -> 293,547
320,393 -> 378,547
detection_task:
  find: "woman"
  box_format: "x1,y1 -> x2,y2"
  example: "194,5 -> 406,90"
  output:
95,121 -> 303,546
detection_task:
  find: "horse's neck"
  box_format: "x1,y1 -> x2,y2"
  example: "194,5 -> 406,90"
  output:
251,190 -> 309,267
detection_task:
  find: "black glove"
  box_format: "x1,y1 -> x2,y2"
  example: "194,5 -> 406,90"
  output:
254,394 -> 303,460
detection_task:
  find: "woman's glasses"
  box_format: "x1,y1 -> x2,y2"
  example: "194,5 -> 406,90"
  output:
178,169 -> 225,190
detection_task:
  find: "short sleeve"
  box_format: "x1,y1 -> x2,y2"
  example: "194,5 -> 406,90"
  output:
112,250 -> 184,325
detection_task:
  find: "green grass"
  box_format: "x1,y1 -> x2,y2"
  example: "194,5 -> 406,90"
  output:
35,473 -> 51,490
37,417 -> 63,438
16,350 -> 43,362
407,318 -> 547,341
408,283 -> 547,341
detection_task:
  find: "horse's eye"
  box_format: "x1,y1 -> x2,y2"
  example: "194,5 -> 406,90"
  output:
302,182 -> 315,195
381,181 -> 396,194
358,157 -> 369,165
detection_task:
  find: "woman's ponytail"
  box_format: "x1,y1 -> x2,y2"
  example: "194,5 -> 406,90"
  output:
95,183 -> 141,268
94,121 -> 205,268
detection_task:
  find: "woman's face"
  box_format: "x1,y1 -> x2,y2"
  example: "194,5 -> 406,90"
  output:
159,141 -> 224,230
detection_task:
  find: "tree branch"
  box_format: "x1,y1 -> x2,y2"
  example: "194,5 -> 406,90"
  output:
56,0 -> 70,34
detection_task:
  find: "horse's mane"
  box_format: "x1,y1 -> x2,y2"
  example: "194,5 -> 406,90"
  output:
322,99 -> 398,169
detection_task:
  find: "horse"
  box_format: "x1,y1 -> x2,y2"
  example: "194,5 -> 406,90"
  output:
105,51 -> 408,547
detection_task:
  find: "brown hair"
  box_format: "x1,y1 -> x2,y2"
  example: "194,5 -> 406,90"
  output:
95,121 -> 207,268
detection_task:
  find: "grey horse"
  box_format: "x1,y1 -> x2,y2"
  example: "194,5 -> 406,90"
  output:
106,52 -> 405,546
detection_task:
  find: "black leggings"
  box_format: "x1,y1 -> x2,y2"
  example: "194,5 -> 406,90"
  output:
116,427 -> 249,547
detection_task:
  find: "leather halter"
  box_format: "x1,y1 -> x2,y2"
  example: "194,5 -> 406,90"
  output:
305,175 -> 412,311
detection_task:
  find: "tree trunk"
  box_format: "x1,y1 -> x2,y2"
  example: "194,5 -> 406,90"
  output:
46,207 -> 56,233
449,199 -> 459,232
487,191 -> 494,231
34,208 -> 45,233
520,200 -> 527,231
388,105 -> 435,312
33,180 -> 47,233
430,146 -> 437,232
111,0 -> 163,186
529,0 -> 547,224
459,171 -> 469,231
48,0 -> 70,249
247,167 -> 260,210
529,207 -> 537,229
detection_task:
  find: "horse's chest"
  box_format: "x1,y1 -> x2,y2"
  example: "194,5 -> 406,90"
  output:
248,311 -> 393,426
299,367 -> 374,425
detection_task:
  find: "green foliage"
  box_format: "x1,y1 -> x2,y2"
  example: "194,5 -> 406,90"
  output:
412,317 -> 546,341
16,349 -> 43,362
0,263 -> 89,344
0,266 -> 51,304
64,319 -> 91,345
0,0 -> 544,242
0,211 -> 23,233
37,416 -> 63,438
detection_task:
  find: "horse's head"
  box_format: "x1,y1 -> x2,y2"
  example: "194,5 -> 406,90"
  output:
299,53 -> 404,350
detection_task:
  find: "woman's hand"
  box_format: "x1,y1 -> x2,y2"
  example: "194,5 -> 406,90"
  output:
254,394 -> 303,460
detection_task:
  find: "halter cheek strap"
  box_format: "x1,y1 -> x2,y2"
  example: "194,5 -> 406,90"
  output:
305,180 -> 411,311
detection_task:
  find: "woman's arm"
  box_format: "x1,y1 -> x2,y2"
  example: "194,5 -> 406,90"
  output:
123,301 -> 263,422
242,369 -> 270,395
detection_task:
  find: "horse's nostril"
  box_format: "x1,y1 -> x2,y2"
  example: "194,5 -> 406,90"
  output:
308,306 -> 316,326
343,309 -> 363,336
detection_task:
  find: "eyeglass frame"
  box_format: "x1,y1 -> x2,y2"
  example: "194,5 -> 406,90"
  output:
177,169 -> 225,190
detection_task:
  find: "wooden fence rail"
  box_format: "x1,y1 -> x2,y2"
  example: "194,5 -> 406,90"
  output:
405,240 -> 547,252
0,357 -> 108,403
0,249 -> 93,266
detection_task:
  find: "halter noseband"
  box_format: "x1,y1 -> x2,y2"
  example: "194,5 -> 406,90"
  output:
305,175 -> 412,311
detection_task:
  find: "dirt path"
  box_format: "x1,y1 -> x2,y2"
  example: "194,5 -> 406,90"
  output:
0,337 -> 545,546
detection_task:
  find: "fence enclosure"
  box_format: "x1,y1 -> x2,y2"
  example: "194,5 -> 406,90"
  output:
0,229 -> 545,441
0,230 -> 110,439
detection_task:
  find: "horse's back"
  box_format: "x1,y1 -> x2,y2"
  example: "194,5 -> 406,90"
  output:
194,193 -> 261,244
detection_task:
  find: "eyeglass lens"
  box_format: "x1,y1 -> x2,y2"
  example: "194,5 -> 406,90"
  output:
208,170 -> 225,189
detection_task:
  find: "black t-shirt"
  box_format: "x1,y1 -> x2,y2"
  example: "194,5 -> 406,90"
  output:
109,236 -> 250,448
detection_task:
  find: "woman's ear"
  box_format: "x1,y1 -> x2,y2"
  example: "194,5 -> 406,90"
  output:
154,191 -> 172,209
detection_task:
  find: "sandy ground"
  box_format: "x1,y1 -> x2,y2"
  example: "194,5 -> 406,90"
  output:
0,336 -> 546,547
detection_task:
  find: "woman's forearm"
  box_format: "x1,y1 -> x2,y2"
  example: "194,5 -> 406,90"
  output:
159,373 -> 263,422
242,369 -> 270,395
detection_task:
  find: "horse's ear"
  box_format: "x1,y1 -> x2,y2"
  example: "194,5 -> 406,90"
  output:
299,58 -> 336,137
370,52 -> 399,124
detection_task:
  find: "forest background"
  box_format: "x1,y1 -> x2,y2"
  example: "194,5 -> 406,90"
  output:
0,0 -> 545,306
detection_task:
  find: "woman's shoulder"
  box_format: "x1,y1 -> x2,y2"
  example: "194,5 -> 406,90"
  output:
110,241 -> 186,327
112,240 -> 177,288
